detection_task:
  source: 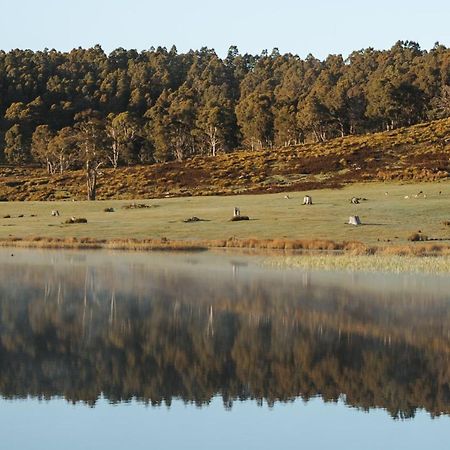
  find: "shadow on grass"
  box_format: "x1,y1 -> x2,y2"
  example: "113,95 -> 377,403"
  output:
362,223 -> 388,226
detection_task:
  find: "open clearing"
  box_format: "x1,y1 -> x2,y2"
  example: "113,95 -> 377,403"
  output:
1,181 -> 449,246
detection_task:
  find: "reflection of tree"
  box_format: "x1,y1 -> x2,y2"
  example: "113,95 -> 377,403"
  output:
0,262 -> 449,419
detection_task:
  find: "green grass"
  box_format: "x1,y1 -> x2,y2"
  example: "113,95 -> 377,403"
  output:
1,181 -> 449,245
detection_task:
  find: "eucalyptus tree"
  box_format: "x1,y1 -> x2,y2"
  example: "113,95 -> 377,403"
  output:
105,112 -> 139,168
4,124 -> 29,163
74,111 -> 108,200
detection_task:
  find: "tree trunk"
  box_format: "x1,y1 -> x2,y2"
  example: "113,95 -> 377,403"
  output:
86,161 -> 97,201
112,141 -> 119,169
207,125 -> 218,157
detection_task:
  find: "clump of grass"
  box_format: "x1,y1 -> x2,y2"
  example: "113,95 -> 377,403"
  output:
408,232 -> 428,242
121,203 -> 156,209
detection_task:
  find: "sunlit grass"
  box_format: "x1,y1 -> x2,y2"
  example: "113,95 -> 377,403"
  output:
1,118 -> 449,202
0,181 -> 449,246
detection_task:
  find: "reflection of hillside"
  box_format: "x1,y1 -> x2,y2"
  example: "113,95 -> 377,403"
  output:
1,252 -> 450,418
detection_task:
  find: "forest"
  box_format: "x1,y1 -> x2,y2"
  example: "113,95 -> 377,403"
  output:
0,41 -> 449,175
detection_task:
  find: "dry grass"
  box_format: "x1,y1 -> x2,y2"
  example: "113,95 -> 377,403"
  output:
0,236 -> 207,251
0,117 -> 449,201
2,236 -> 450,259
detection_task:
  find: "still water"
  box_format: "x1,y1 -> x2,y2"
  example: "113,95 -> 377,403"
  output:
0,248 -> 449,449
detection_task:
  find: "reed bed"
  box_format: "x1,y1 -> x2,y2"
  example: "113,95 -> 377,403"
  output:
2,236 -> 450,260
267,254 -> 450,274
0,236 -> 207,251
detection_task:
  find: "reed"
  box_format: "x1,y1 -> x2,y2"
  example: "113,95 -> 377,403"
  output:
2,236 -> 450,258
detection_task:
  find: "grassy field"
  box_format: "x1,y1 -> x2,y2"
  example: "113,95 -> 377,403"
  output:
1,181 -> 449,246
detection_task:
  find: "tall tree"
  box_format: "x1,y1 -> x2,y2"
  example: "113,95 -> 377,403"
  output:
31,125 -> 55,173
105,112 -> 139,168
48,127 -> 78,174
4,124 -> 28,163
74,112 -> 108,200
236,92 -> 274,150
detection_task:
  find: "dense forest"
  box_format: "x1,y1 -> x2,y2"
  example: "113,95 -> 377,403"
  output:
1,254 -> 450,418
0,41 -> 449,174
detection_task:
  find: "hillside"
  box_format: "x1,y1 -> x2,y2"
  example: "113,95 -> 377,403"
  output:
1,118 -> 449,201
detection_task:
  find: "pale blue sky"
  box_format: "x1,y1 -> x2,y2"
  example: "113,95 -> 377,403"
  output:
1,0 -> 449,58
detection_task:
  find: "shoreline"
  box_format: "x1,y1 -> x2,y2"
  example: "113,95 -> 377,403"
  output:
2,236 -> 450,275
2,236 -> 450,256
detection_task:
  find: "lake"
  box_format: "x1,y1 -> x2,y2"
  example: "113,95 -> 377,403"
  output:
0,248 -> 449,449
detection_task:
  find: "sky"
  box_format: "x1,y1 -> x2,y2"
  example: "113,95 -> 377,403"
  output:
1,0 -> 449,59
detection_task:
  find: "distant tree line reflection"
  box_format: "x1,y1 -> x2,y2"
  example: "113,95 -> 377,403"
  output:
0,258 -> 449,419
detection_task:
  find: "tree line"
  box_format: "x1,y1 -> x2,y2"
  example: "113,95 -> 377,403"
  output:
0,41 -> 449,172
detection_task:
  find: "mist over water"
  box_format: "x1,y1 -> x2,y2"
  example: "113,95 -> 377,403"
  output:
1,248 -> 450,449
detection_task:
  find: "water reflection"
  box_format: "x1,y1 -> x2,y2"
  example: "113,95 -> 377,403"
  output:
1,249 -> 450,419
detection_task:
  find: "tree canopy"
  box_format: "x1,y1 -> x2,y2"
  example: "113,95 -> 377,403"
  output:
0,41 -> 448,168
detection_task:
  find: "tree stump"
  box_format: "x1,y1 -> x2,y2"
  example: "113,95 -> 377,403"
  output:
302,195 -> 312,205
348,216 -> 361,226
